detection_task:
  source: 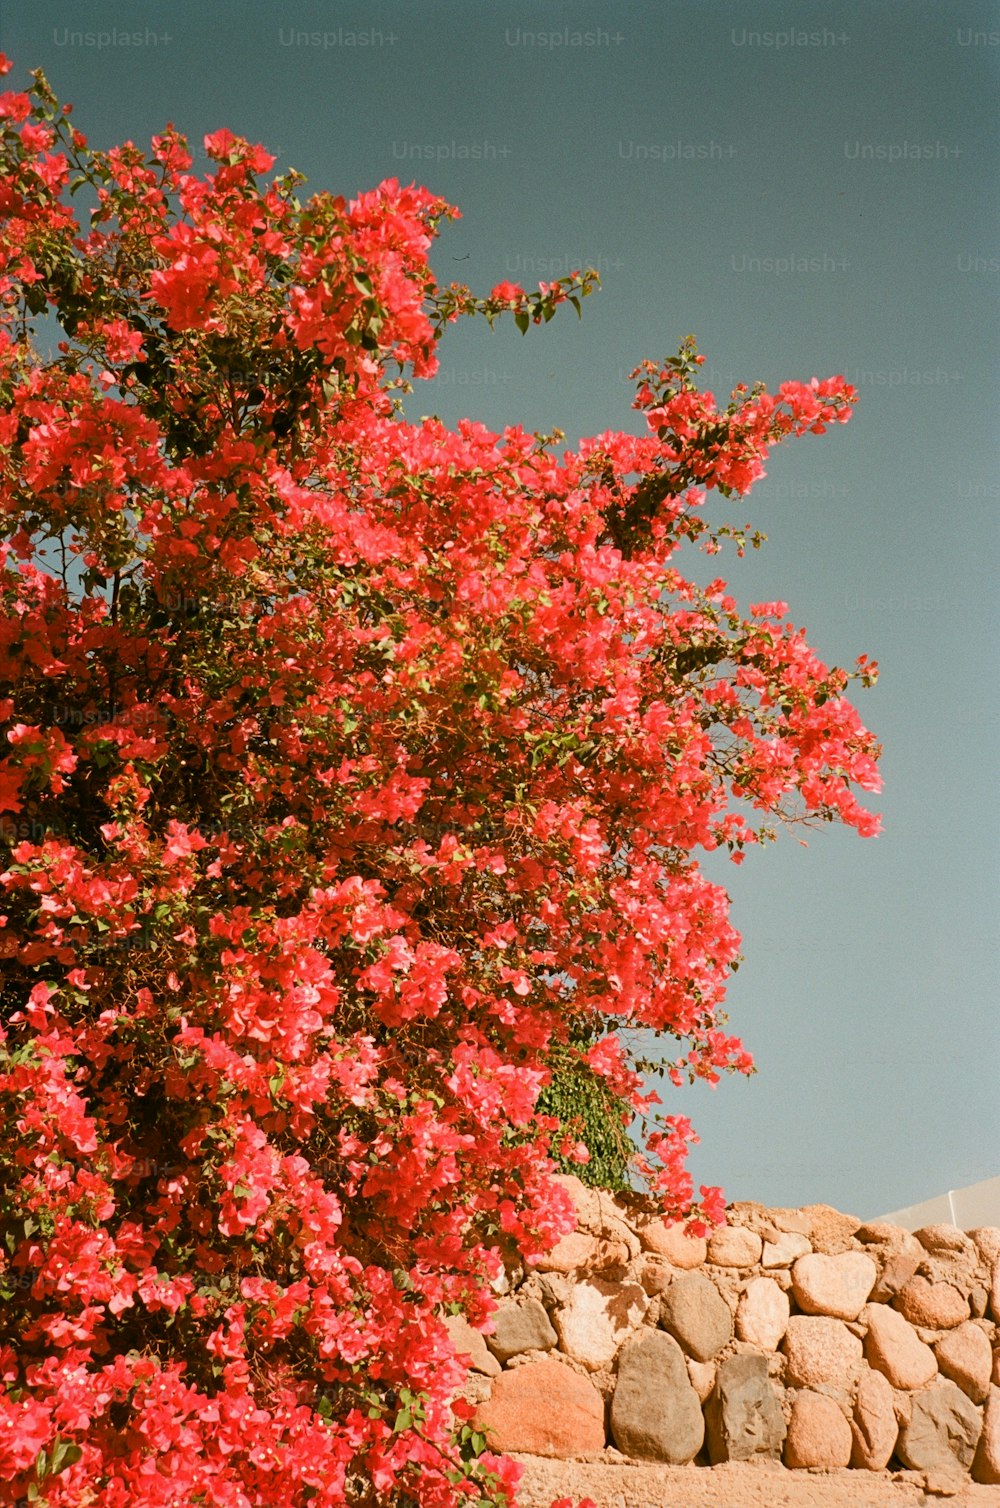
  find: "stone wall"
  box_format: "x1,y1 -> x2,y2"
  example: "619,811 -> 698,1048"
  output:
447,1175 -> 1000,1493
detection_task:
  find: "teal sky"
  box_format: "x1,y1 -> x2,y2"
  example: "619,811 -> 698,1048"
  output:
3,0 -> 997,1220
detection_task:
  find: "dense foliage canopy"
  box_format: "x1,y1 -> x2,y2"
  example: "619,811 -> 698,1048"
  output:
0,58 -> 880,1507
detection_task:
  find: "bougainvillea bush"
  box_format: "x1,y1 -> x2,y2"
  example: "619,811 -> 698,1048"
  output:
0,57 -> 882,1508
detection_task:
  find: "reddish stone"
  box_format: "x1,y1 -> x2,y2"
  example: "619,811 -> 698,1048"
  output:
914,1223 -> 974,1255
533,1230 -> 600,1274
635,1253 -> 674,1295
638,1219 -> 707,1268
856,1220 -> 912,1244
790,1250 -> 876,1321
474,1357 -> 605,1457
851,1365 -> 898,1470
707,1226 -> 762,1267
863,1302 -> 938,1390
799,1204 -> 862,1255
972,1386 -> 1000,1484
784,1390 -> 852,1469
894,1274 -> 969,1331
870,1244 -> 922,1303
782,1315 -> 863,1392
935,1320 -> 992,1404
970,1228 -> 1000,1267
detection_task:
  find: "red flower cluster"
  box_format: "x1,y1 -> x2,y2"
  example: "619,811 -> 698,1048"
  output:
0,56 -> 881,1508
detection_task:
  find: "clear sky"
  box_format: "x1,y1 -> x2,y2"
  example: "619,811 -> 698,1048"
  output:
3,0 -> 997,1221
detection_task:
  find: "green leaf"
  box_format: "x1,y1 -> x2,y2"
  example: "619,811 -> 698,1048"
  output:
514,310 -> 530,335
50,1439 -> 83,1475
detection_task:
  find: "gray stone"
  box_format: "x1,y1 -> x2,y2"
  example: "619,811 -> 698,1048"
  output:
658,1269 -> 733,1362
485,1297 -> 557,1364
896,1379 -> 983,1478
610,1328 -> 705,1464
444,1313 -> 501,1376
703,1352 -> 786,1463
454,1371 -> 494,1410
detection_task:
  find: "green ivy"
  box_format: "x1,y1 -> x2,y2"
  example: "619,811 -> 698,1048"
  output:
536,1032 -> 635,1191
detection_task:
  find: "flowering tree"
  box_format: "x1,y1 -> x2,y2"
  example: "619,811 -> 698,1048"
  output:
0,58 -> 881,1508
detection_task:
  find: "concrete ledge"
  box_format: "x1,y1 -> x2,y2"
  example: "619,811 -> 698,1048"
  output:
509,1454 -> 1000,1507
